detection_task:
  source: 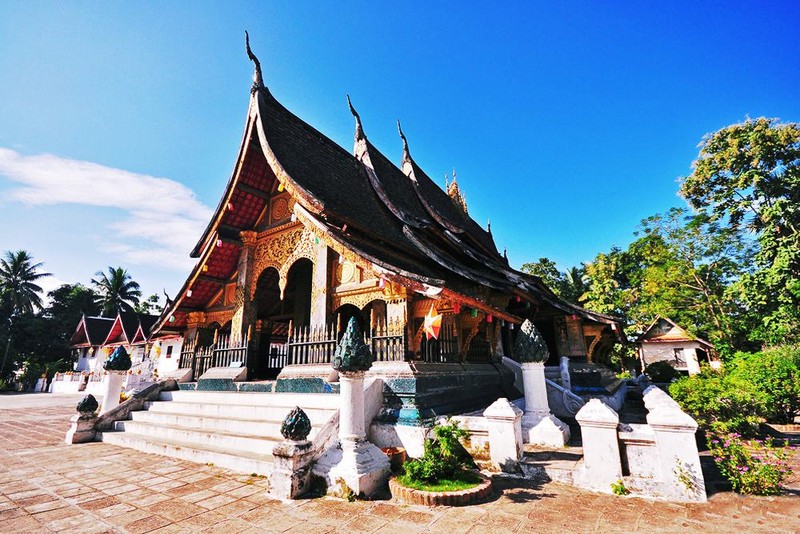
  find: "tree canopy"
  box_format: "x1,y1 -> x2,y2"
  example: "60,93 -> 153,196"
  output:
526,117 -> 799,359
680,118 -> 800,345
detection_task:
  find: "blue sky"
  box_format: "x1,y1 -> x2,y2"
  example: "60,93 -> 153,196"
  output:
1,1 -> 798,303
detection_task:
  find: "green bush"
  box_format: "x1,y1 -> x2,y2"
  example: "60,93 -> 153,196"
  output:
402,420 -> 475,485
728,347 -> 800,424
707,431 -> 794,495
669,368 -> 768,435
644,361 -> 682,383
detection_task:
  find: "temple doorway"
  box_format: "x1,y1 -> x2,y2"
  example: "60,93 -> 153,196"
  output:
253,259 -> 313,379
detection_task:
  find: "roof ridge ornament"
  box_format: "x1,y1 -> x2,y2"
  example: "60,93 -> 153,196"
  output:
346,95 -> 365,141
245,31 -> 264,93
397,119 -> 411,163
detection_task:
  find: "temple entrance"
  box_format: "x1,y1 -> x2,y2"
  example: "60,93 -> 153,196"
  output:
253,260 -> 313,379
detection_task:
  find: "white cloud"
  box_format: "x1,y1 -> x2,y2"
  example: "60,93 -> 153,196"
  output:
0,147 -> 212,271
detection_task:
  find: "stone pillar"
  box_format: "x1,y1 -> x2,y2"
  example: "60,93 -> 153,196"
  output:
100,371 -> 125,414
313,317 -> 390,498
483,397 -> 523,472
230,230 -> 258,342
65,394 -> 99,444
339,373 -> 365,442
514,320 -> 570,447
270,407 -> 315,499
310,240 -> 328,328
644,386 -> 706,502
575,399 -> 622,492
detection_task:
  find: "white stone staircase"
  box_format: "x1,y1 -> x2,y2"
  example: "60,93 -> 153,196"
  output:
99,390 -> 339,476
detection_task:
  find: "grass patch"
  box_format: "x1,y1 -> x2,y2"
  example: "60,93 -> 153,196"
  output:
396,470 -> 481,492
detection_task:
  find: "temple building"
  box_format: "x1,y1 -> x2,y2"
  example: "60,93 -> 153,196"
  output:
151,41 -> 624,432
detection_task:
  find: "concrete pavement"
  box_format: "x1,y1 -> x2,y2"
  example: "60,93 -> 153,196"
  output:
1,392 -> 798,533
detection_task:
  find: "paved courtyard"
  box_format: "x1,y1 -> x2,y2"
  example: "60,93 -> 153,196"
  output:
0,393 -> 798,534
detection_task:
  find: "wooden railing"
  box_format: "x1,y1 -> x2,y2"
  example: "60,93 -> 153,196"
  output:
287,317 -> 409,365
180,334 -> 250,381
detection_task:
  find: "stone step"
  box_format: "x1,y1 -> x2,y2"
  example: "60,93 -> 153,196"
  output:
129,410 -> 324,440
99,430 -> 274,476
143,400 -> 335,423
113,420 -> 280,455
519,447 -> 583,485
159,390 -> 338,410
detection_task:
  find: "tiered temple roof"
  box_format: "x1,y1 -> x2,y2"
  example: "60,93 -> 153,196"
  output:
69,315 -> 114,347
155,39 -> 622,335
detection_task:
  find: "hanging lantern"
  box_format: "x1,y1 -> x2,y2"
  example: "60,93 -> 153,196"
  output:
516,296 -> 521,303
227,202 -> 234,211
277,182 -> 285,192
186,289 -> 193,297
470,308 -> 478,318
216,239 -> 223,247
378,277 -> 386,289
487,314 -> 493,323
169,316 -> 175,323
453,302 -> 461,314
202,265 -> 208,272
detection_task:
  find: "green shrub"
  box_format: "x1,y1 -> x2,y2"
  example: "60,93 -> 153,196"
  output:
707,431 -> 794,495
669,368 -> 768,435
402,420 -> 475,485
644,361 -> 681,383
728,347 -> 800,424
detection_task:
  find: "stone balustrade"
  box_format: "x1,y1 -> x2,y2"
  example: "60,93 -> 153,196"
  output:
574,387 -> 706,502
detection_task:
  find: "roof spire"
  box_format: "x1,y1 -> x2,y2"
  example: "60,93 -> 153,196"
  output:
245,31 -> 264,93
487,218 -> 492,233
346,95 -> 365,141
446,173 -> 468,214
397,119 -> 411,163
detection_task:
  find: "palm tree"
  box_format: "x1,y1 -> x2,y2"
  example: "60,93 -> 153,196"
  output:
92,267 -> 142,316
0,250 -> 50,375
0,250 -> 50,315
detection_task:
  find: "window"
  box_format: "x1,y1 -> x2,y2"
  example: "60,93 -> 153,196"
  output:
166,346 -> 173,359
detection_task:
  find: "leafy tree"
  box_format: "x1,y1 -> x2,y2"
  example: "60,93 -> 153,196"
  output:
729,347 -> 800,424
521,258 -> 587,305
91,267 -> 142,316
521,258 -> 566,295
680,118 -> 800,345
44,284 -> 101,350
134,293 -> 162,315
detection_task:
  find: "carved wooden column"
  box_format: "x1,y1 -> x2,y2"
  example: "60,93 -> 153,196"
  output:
310,240 -> 328,328
231,231 -> 258,342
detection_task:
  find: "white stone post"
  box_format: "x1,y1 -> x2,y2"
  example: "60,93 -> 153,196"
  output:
644,386 -> 706,502
575,399 -> 622,493
314,317 -> 390,498
339,373 -> 365,442
521,362 -> 571,447
513,320 -> 570,447
327,371 -> 389,496
100,371 -> 125,414
483,398 -> 523,472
